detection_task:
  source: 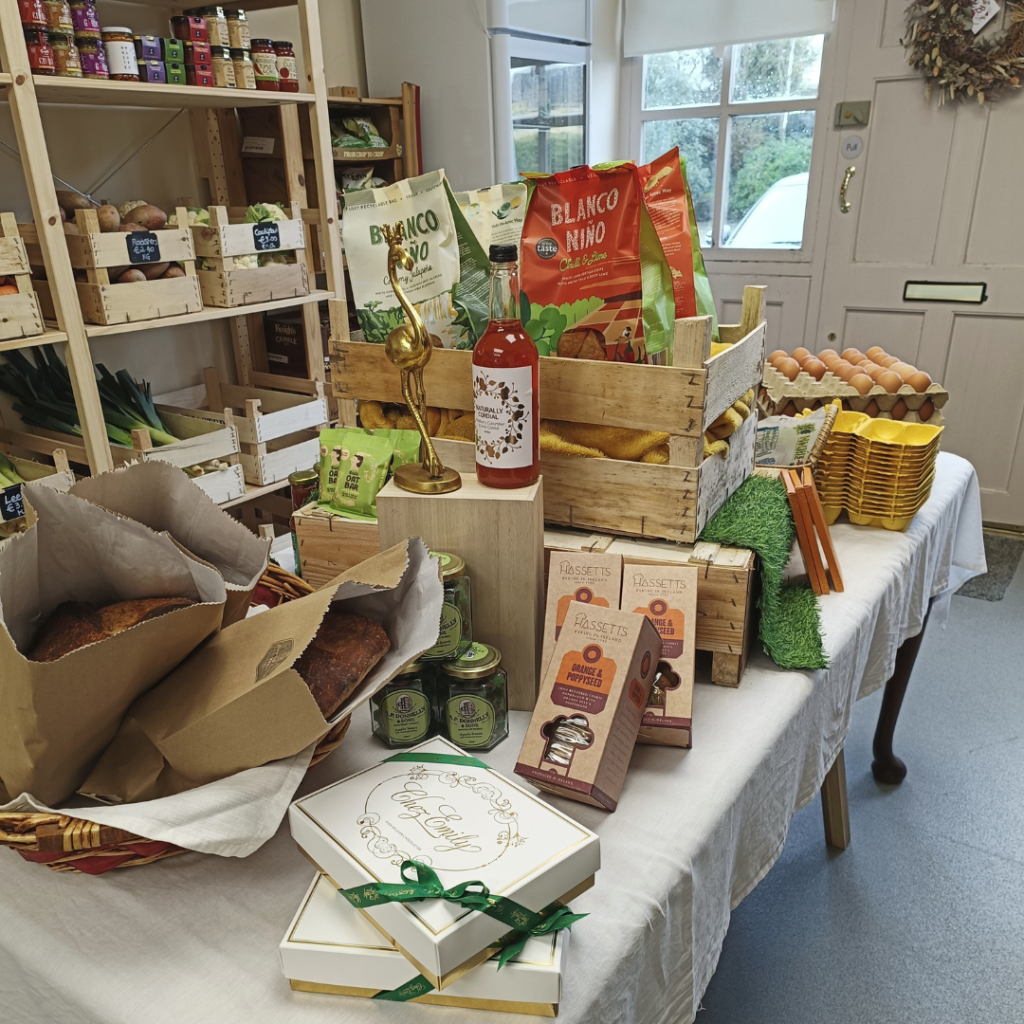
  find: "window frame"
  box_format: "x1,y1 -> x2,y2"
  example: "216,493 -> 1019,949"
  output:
627,38 -> 830,264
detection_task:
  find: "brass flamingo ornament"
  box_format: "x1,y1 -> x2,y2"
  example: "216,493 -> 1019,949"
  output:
381,222 -> 461,494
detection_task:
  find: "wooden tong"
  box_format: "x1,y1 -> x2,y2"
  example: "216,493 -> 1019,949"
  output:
783,466 -> 843,595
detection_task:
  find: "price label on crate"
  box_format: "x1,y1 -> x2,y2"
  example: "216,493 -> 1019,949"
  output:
252,222 -> 281,251
1,485 -> 24,522
126,231 -> 162,264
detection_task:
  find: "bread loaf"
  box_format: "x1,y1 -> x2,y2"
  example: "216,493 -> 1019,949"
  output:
27,597 -> 199,663
293,609 -> 390,719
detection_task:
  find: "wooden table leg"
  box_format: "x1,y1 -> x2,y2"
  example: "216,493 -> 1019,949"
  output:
820,748 -> 851,850
871,600 -> 933,785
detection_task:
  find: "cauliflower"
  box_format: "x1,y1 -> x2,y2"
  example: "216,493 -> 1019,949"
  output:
166,207 -> 210,227
233,254 -> 259,269
117,199 -> 148,219
258,251 -> 291,266
244,203 -> 288,224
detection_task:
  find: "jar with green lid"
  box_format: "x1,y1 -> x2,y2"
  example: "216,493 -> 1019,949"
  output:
440,642 -> 508,751
420,551 -> 472,661
370,660 -> 438,748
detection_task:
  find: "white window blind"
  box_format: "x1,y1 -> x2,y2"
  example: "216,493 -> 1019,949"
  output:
623,0 -> 834,58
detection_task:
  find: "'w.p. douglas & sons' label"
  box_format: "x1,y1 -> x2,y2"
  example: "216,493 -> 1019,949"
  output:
516,602 -> 661,812
620,563 -> 698,748
541,551 -> 622,680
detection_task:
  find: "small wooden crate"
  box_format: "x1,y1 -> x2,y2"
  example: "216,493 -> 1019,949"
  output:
0,213 -> 45,341
155,367 -> 327,487
0,450 -> 74,530
294,502 -> 383,586
332,287 -> 766,544
193,205 -> 309,308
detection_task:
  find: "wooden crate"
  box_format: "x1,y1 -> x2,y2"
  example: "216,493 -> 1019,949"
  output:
0,213 -> 45,341
0,450 -> 74,528
331,287 -> 767,544
155,367 -> 327,486
543,528 -> 757,688
294,502 -> 383,586
194,205 -> 310,308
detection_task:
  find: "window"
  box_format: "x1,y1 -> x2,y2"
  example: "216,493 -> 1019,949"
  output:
636,35 -> 824,251
512,58 -> 587,176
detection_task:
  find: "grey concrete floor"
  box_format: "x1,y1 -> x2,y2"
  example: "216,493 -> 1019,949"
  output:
697,556 -> 1024,1024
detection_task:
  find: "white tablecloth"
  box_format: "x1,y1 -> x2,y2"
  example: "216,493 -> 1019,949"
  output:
0,454 -> 984,1024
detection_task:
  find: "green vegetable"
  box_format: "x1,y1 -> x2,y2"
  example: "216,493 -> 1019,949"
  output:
167,207 -> 210,227
0,454 -> 24,485
356,300 -> 409,345
243,203 -> 288,224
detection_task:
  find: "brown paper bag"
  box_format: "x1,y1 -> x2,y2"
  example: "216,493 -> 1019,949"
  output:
80,538 -> 444,803
0,486 -> 227,806
68,461 -> 270,627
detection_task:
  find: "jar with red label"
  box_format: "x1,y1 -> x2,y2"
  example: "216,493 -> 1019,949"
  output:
102,27 -> 139,80
50,33 -> 83,76
70,0 -> 100,38
250,38 -> 279,90
77,37 -> 108,77
273,39 -> 298,92
19,0 -> 47,29
24,28 -> 57,74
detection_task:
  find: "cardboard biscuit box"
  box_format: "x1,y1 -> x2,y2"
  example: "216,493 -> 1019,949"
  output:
620,563 -> 699,748
280,873 -> 569,1016
516,603 -> 662,812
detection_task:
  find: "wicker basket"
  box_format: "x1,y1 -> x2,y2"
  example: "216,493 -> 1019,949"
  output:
0,564 -> 352,874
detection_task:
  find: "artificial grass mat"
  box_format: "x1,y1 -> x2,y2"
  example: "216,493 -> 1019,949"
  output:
700,473 -> 828,670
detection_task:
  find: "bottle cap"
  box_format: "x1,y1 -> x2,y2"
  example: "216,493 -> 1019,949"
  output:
488,243 -> 518,263
442,642 -> 501,679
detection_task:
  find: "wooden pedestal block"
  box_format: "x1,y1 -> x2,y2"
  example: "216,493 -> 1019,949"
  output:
294,503 -> 382,587
377,477 -> 545,712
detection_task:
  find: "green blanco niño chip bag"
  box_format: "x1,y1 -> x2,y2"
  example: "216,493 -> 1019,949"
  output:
328,431 -> 396,521
343,170 -> 464,347
452,182 -> 527,252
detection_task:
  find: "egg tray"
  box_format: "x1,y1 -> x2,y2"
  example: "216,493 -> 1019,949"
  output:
819,505 -> 923,533
759,362 -> 948,426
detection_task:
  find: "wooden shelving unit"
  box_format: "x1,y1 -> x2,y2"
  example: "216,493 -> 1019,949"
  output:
0,0 -> 344,481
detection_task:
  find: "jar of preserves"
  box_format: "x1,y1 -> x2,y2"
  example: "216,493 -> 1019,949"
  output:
209,45 -> 236,88
19,0 -> 47,30
440,643 -> 509,751
186,6 -> 228,47
421,551 -> 473,661
230,46 -> 255,89
273,39 -> 298,92
43,0 -> 72,34
288,468 -> 317,573
77,37 -> 108,77
250,37 -> 279,90
370,660 -> 439,748
24,28 -> 56,74
225,8 -> 249,50
69,0 -> 99,38
50,33 -> 83,76
102,27 -> 139,80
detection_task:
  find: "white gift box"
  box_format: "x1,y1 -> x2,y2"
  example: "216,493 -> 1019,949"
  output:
281,873 -> 568,1016
288,736 -> 598,989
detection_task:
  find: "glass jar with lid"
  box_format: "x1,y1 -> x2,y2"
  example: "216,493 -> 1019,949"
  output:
370,660 -> 439,748
225,8 -> 249,50
77,36 -> 107,77
440,643 -> 508,751
186,5 -> 228,48
273,39 -> 298,92
250,37 -> 279,90
19,0 -> 47,30
420,551 -> 473,661
210,45 -> 236,88
69,0 -> 99,39
24,29 -> 56,74
102,27 -> 139,80
43,0 -> 73,34
50,32 -> 83,76
230,47 -> 255,89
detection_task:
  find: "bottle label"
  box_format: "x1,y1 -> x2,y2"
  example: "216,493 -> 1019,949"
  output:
276,53 -> 297,82
422,602 -> 463,659
252,49 -> 278,82
103,40 -> 137,77
446,694 -> 495,748
381,689 -> 431,743
473,363 -> 534,469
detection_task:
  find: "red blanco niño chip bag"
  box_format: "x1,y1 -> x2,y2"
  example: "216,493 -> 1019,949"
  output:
520,164 -> 673,364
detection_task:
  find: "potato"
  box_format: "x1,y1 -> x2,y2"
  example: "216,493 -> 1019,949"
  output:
142,262 -> 170,279
107,265 -> 128,279
117,269 -> 147,283
162,265 -> 186,278
96,205 -> 120,232
55,190 -> 97,213
117,222 -> 137,232
122,204 -> 167,230
62,222 -> 79,235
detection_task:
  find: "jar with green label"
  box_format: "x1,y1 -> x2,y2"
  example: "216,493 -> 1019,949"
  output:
369,660 -> 438,748
440,643 -> 508,751
421,551 -> 473,661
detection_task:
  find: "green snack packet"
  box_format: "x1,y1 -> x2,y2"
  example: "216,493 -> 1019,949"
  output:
680,156 -> 719,344
386,429 -> 423,471
329,432 -> 396,520
318,427 -> 363,506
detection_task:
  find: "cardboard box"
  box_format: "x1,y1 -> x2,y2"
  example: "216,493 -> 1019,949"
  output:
620,564 -> 698,748
281,873 -> 568,1016
541,551 -> 623,680
516,603 -> 661,811
289,735 -> 599,990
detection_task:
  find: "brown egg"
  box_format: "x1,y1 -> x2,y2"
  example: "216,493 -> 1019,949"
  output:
810,399 -> 822,410
776,357 -> 801,382
890,398 -> 908,420
875,354 -> 897,368
906,371 -> 932,392
918,399 -> 934,421
861,362 -> 884,381
817,348 -> 838,362
841,399 -> 852,411
865,346 -> 886,361
864,399 -> 880,417
832,359 -> 853,377
840,364 -> 864,383
891,362 -> 917,381
841,348 -> 863,362
877,371 -> 903,393
782,401 -> 798,417
802,358 -> 827,381
791,347 -> 811,363
849,373 -> 874,395
768,350 -> 789,367
822,355 -> 840,371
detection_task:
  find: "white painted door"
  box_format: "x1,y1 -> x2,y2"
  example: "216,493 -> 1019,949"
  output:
815,0 -> 1024,525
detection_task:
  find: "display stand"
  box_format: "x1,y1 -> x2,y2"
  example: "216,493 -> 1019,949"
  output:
377,476 -> 544,711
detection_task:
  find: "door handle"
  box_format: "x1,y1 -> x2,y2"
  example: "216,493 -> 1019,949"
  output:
839,165 -> 856,214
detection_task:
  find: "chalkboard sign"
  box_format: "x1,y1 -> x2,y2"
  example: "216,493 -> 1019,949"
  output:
1,485 -> 24,522
126,231 -> 161,264
252,222 -> 281,251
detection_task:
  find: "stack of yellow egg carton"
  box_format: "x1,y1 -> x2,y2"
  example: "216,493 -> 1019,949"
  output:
815,412 -> 942,531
